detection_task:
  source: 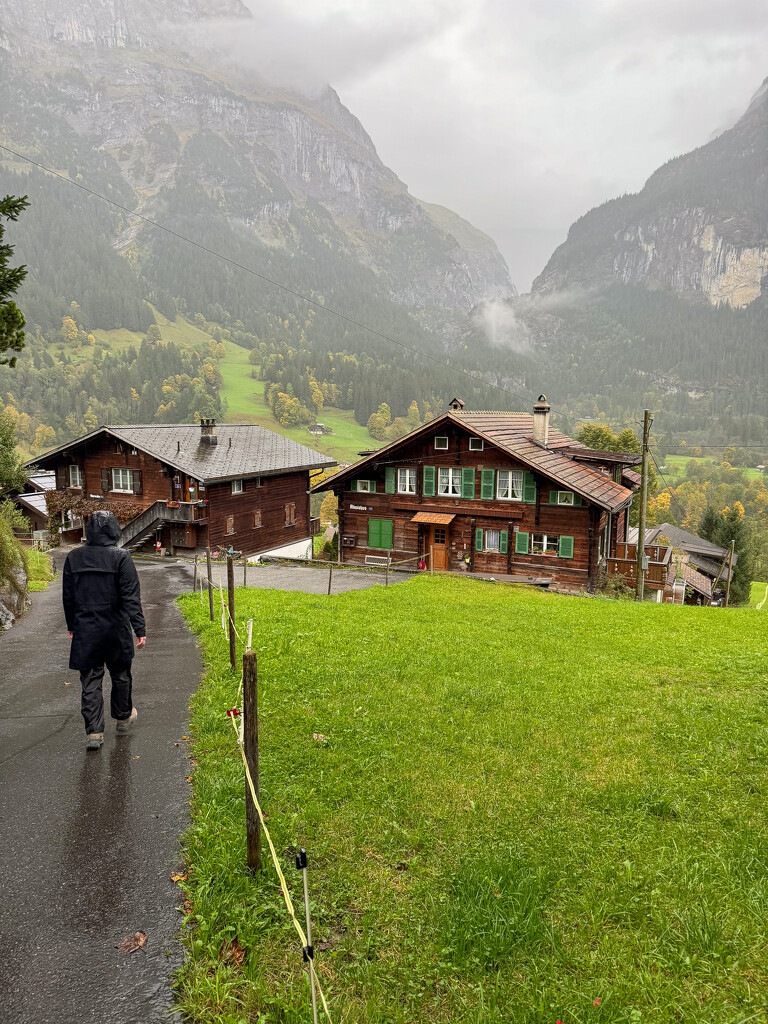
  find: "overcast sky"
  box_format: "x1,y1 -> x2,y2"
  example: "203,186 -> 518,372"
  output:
241,0 -> 768,291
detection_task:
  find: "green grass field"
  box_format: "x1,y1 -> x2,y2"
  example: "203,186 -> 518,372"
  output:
660,455 -> 764,482
25,549 -> 55,591
177,577 -> 768,1023
750,581 -> 768,608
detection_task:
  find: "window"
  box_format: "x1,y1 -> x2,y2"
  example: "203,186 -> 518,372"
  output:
532,533 -> 558,555
469,437 -> 484,451
476,528 -> 509,553
548,489 -> 582,506
69,464 -> 82,488
253,510 -> 262,529
231,479 -> 244,494
225,515 -> 235,536
433,528 -> 446,544
557,490 -> 574,505
353,479 -> 375,493
284,503 -> 296,527
368,518 -> 394,549
497,470 -> 524,500
485,528 -> 501,552
434,436 -> 449,450
438,467 -> 462,496
397,468 -> 416,494
112,468 -> 133,492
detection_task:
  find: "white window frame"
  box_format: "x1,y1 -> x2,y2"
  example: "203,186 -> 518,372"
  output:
112,468 -> 133,493
356,479 -> 374,493
485,528 -> 501,552
557,490 -> 575,505
397,467 -> 416,494
231,479 -> 244,495
438,466 -> 462,496
69,464 -> 82,488
531,533 -> 558,555
434,436 -> 449,450
469,437 -> 484,451
497,469 -> 523,501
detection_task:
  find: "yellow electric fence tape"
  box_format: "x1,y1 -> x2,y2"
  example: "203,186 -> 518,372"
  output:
229,714 -> 334,1024
226,618 -> 334,1023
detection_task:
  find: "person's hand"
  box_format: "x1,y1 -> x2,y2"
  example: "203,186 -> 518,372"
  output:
136,636 -> 146,649
67,631 -> 73,639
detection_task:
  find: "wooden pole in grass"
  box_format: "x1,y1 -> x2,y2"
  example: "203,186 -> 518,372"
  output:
193,555 -> 198,591
227,554 -> 236,670
206,546 -> 214,621
243,557 -> 247,588
327,564 -> 333,595
243,648 -> 261,872
635,409 -> 652,602
724,539 -> 736,608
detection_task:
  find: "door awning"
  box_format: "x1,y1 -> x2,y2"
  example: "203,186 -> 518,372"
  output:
410,512 -> 455,525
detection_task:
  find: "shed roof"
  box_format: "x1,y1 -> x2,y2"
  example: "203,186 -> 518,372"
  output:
27,424 -> 336,483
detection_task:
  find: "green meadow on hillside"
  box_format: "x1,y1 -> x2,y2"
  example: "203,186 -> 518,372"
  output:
177,576 -> 768,1024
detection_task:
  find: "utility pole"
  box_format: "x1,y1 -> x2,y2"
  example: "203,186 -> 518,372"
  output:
724,539 -> 735,608
635,409 -> 653,602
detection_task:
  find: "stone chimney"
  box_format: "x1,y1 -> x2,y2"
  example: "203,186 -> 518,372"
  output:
200,418 -> 218,445
532,395 -> 550,447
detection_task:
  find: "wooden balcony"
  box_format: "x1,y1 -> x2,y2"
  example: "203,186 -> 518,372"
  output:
607,542 -> 671,591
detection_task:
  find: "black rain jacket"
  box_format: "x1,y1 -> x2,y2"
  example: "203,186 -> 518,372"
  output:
62,511 -> 146,671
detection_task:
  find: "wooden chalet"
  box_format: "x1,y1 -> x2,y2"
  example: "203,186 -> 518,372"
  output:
29,420 -> 335,558
313,396 -> 640,589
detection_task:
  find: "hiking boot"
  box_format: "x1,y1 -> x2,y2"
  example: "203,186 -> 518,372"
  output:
116,708 -> 138,734
86,733 -> 104,751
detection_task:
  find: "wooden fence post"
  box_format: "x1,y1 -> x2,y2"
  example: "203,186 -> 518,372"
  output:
192,555 -> 198,592
206,546 -> 214,622
243,557 -> 247,588
243,649 -> 261,873
227,554 -> 236,671
327,564 -> 333,595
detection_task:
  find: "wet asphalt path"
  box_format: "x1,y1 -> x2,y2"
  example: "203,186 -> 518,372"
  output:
199,560 -> 410,594
0,561 -> 201,1024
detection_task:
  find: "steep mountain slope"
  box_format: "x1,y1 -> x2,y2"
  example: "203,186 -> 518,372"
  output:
0,0 -> 513,335
533,79 -> 768,308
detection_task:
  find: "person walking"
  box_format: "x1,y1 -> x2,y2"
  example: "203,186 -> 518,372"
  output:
63,510 -> 146,751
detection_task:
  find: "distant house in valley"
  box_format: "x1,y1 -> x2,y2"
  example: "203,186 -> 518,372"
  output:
312,396 -> 641,591
28,420 -> 335,558
627,523 -> 734,604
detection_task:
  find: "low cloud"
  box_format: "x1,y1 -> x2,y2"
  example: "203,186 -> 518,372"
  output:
473,299 -> 530,351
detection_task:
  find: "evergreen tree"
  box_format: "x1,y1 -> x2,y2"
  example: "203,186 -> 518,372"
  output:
0,195 -> 29,366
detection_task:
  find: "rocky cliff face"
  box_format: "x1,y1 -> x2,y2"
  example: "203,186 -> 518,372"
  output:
533,79 -> 768,308
0,0 -> 513,316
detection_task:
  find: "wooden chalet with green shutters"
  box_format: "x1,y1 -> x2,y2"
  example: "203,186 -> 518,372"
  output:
314,396 -> 640,589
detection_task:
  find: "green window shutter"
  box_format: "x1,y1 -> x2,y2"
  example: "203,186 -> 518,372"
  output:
573,493 -> 582,506
382,520 -> 394,549
481,468 -> 495,500
368,519 -> 380,547
549,488 -> 558,505
523,471 -> 537,503
462,467 -> 475,499
370,480 -> 376,493
385,468 -> 395,494
475,528 -> 484,552
515,531 -> 529,554
350,479 -> 357,492
500,530 -> 508,554
423,466 -> 436,497
558,535 -> 574,559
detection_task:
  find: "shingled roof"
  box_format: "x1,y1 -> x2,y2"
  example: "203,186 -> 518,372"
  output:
314,410 -> 636,512
29,424 -> 336,483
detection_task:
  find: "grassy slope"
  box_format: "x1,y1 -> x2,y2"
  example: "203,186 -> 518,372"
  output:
661,455 -> 764,481
177,577 -> 768,1024
85,318 -> 369,463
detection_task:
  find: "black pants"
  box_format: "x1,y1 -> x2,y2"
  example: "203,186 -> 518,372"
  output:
80,661 -> 133,735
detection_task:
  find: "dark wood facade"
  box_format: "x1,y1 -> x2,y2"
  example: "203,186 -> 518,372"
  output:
36,430 -> 317,557
325,419 -> 634,589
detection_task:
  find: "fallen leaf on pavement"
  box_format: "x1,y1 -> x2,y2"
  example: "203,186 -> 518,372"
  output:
117,931 -> 147,953
171,872 -> 187,883
133,755 -> 140,760
64,681 -> 71,686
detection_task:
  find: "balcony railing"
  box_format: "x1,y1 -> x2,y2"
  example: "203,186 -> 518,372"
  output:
607,542 -> 671,590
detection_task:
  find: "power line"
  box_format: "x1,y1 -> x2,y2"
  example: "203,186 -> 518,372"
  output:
650,450 -> 690,524
0,142 -> 531,407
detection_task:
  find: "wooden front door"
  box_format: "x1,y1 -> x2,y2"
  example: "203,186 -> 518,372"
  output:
430,526 -> 449,571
